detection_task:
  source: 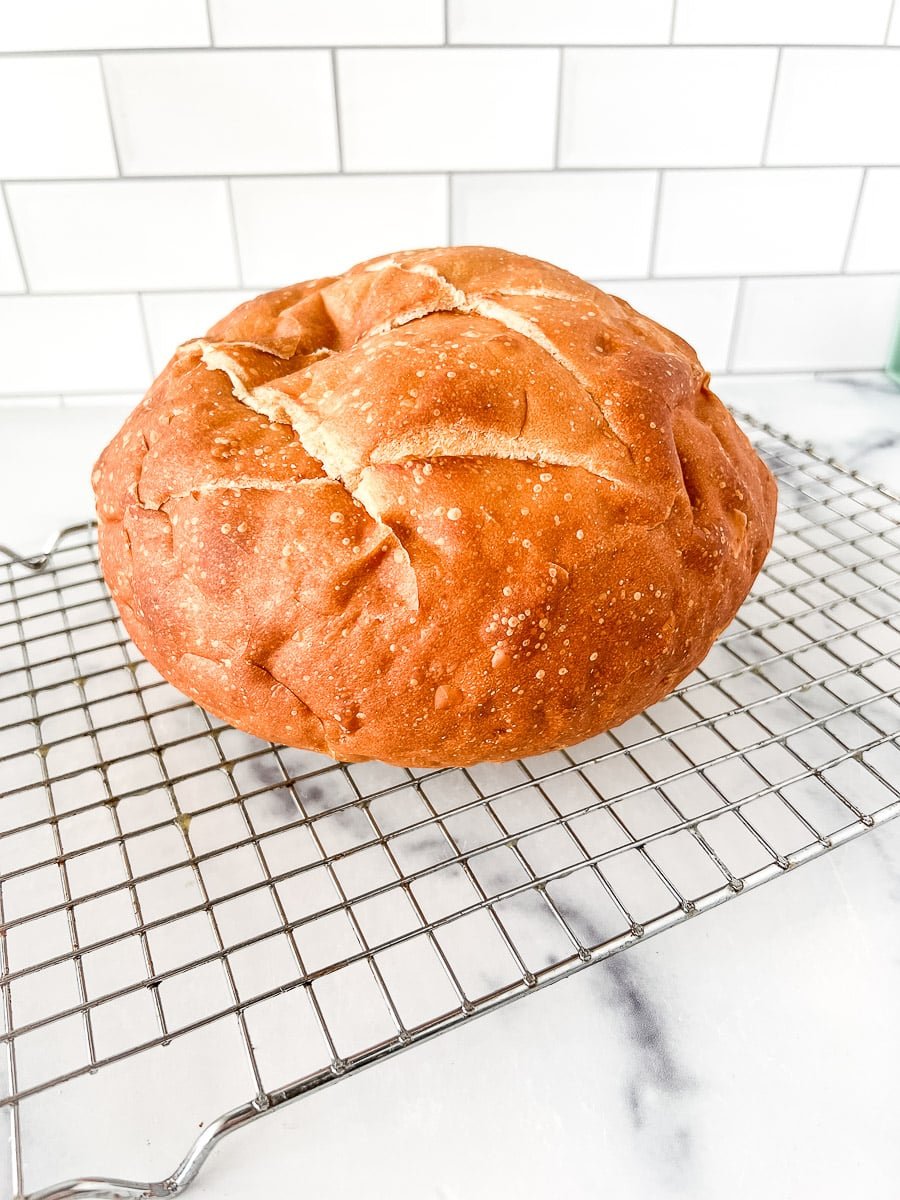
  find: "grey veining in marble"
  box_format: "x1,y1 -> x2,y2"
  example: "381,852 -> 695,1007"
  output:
717,371 -> 900,488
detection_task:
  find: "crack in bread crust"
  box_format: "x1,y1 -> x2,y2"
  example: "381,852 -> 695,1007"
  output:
147,477 -> 328,507
195,314 -> 652,500
194,338 -> 422,612
356,259 -> 636,437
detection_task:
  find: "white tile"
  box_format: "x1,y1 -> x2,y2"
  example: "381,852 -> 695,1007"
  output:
7,181 -> 238,292
448,0 -> 672,44
338,49 -> 558,172
0,296 -> 150,394
452,172 -> 656,279
767,49 -> 900,166
655,169 -> 861,277
889,1 -> 900,42
0,1 -> 209,50
0,197 -> 25,293
142,290 -> 256,372
732,275 -> 900,371
0,396 -> 60,407
210,0 -> 443,46
674,0 -> 893,45
0,58 -> 117,179
598,278 -> 739,374
846,170 -> 900,273
0,403 -> 137,548
232,175 -> 448,286
560,49 -> 777,168
104,51 -> 338,176
61,393 -> 144,407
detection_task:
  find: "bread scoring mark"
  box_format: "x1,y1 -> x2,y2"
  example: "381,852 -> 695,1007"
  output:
179,649 -> 332,752
194,338 -> 421,615
195,291 -> 675,526
463,295 -> 596,392
363,303 -> 456,340
491,286 -> 590,303
360,260 -> 644,468
145,476 -> 333,508
246,342 -> 638,497
369,258 -> 597,387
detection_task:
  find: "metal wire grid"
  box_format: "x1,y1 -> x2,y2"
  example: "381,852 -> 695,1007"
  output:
1,416 -> 899,1200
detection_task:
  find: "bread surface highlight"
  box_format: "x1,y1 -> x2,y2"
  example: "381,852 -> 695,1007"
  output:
93,246 -> 777,767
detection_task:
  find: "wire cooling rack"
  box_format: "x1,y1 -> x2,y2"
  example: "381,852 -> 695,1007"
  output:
1,416 -> 899,1200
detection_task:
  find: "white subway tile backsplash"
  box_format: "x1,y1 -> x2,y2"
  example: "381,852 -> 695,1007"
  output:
0,58 -> 117,179
338,50 -> 558,172
103,51 -> 338,176
655,169 -> 861,276
210,0 -> 443,47
448,0 -> 673,45
846,170 -> 900,272
600,278 -> 739,373
0,295 -> 150,394
142,290 -> 256,372
559,49 -> 778,168
732,275 -> 900,370
0,196 -> 25,292
674,0 -> 893,46
767,49 -> 900,166
60,394 -> 144,407
232,175 -> 448,286
0,395 -> 61,407
452,172 -> 657,279
0,1 -> 209,51
7,181 -> 238,292
1,26 -> 897,387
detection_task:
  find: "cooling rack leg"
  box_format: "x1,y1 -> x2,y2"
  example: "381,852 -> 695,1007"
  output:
24,1101 -> 262,1200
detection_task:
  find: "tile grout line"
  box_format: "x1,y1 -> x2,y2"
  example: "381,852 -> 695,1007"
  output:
668,0 -> 679,43
647,171 -> 665,277
0,270 -> 896,302
203,0 -> 215,46
1,43 -> 899,54
97,55 -> 123,177
443,0 -> 449,45
885,0 -> 898,42
840,168 -> 868,273
1,184 -> 32,293
725,278 -> 747,373
759,46 -> 783,166
552,47 -> 564,168
136,293 -> 158,380
331,48 -> 344,172
225,178 -> 244,286
0,166 -> 892,185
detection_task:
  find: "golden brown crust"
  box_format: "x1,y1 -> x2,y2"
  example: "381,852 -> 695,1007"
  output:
93,246 -> 776,767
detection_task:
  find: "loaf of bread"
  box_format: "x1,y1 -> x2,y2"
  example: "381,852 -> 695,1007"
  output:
93,246 -> 776,767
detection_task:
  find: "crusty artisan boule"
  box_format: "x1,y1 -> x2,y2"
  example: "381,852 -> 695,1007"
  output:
93,246 -> 776,768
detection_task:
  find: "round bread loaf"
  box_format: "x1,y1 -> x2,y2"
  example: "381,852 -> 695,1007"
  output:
93,246 -> 776,767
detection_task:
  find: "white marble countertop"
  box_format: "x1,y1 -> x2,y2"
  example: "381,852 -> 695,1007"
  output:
2,372 -> 899,1200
